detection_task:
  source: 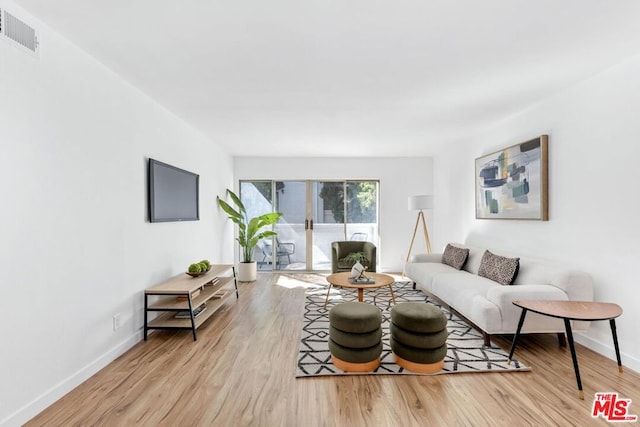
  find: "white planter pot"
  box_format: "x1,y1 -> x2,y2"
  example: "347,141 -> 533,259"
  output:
237,261 -> 257,282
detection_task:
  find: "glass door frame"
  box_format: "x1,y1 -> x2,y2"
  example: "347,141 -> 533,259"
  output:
239,179 -> 380,272
310,180 -> 380,271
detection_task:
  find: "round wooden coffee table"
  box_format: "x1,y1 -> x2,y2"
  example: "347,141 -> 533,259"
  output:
324,272 -> 395,308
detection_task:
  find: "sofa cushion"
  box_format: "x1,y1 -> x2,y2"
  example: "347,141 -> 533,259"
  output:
478,250 -> 520,285
441,244 -> 470,270
432,273 -> 497,314
405,262 -> 460,293
462,245 -> 486,275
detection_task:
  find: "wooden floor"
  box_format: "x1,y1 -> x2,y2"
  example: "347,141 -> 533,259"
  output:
27,273 -> 640,426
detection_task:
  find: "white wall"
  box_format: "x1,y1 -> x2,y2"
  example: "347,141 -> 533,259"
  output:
234,157 -> 434,272
0,3 -> 234,426
434,54 -> 640,373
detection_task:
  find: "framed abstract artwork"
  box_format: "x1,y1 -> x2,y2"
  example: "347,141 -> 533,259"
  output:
475,135 -> 548,220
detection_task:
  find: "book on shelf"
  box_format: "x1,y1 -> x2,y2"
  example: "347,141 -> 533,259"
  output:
176,288 -> 200,302
212,290 -> 227,299
174,303 -> 206,319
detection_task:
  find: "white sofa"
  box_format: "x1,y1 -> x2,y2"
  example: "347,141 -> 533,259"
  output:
405,243 -> 595,345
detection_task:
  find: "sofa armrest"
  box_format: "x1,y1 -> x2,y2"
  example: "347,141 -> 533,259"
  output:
515,262 -> 595,302
487,284 -> 569,306
486,284 -> 570,331
409,253 -> 442,263
363,242 -> 377,272
556,270 -> 595,302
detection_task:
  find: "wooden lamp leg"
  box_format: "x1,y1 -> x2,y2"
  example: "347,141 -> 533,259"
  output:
419,211 -> 432,254
403,211 -> 432,276
403,213 -> 422,276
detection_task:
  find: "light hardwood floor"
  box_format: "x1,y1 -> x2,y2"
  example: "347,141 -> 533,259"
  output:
27,273 -> 640,426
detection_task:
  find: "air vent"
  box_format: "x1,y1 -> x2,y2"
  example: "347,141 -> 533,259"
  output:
1,8 -> 39,57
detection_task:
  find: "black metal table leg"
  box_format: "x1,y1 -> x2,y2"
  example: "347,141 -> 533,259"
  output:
610,319 -> 623,373
233,266 -> 239,299
144,294 -> 149,340
508,308 -> 528,364
187,297 -> 197,341
564,319 -> 584,400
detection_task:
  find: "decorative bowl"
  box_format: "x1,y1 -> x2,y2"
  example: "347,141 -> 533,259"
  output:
185,266 -> 211,277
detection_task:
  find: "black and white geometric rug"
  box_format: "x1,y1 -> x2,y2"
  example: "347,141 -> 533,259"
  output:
296,281 -> 531,377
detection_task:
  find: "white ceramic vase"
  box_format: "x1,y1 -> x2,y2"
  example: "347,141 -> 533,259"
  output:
237,261 -> 257,282
350,261 -> 365,279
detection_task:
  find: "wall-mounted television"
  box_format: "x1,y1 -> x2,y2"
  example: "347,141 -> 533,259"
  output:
148,158 -> 199,223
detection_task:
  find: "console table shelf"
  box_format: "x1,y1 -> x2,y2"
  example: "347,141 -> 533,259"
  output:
144,264 -> 237,341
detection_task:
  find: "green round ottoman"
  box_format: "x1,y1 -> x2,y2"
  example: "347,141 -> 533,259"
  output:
390,302 -> 448,373
329,302 -> 382,372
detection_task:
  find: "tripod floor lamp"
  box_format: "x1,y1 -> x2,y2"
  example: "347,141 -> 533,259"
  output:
405,195 -> 433,269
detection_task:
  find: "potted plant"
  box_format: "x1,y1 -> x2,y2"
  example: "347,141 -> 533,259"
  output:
217,189 -> 282,282
343,251 -> 370,268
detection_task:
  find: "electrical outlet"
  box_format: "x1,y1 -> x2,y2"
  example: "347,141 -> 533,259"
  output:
113,313 -> 121,331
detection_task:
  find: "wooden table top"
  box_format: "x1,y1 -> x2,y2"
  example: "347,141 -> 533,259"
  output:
145,264 -> 233,294
326,272 -> 395,289
513,300 -> 623,321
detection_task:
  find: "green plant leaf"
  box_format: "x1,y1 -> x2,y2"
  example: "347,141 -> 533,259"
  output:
217,197 -> 243,222
343,251 -> 369,264
249,231 -> 277,248
217,188 -> 283,262
226,189 -> 246,215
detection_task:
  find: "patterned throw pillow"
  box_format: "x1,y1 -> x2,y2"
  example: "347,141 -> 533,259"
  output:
441,244 -> 470,270
478,250 -> 520,285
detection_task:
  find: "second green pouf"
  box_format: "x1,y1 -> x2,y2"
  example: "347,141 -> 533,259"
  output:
390,302 -> 448,373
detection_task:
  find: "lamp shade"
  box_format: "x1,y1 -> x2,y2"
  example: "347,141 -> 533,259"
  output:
408,195 -> 434,211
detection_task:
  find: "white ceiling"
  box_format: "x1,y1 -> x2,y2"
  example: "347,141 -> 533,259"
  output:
14,0 -> 640,157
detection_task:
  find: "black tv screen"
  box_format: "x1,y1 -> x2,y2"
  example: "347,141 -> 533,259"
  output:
148,159 -> 199,222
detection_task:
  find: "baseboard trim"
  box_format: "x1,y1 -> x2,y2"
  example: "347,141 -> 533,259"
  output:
1,331 -> 142,427
575,332 -> 640,374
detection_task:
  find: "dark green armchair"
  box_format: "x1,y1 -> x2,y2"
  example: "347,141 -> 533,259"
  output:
331,241 -> 377,273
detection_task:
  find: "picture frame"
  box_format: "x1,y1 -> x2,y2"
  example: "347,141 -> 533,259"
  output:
475,135 -> 548,220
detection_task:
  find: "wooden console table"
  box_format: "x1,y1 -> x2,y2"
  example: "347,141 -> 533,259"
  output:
144,264 -> 237,341
507,300 -> 623,399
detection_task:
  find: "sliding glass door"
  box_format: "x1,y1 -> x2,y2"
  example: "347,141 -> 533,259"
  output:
240,180 -> 378,271
310,182 -> 344,270
273,181 -> 307,270
238,181 -> 277,270
311,181 -> 379,270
